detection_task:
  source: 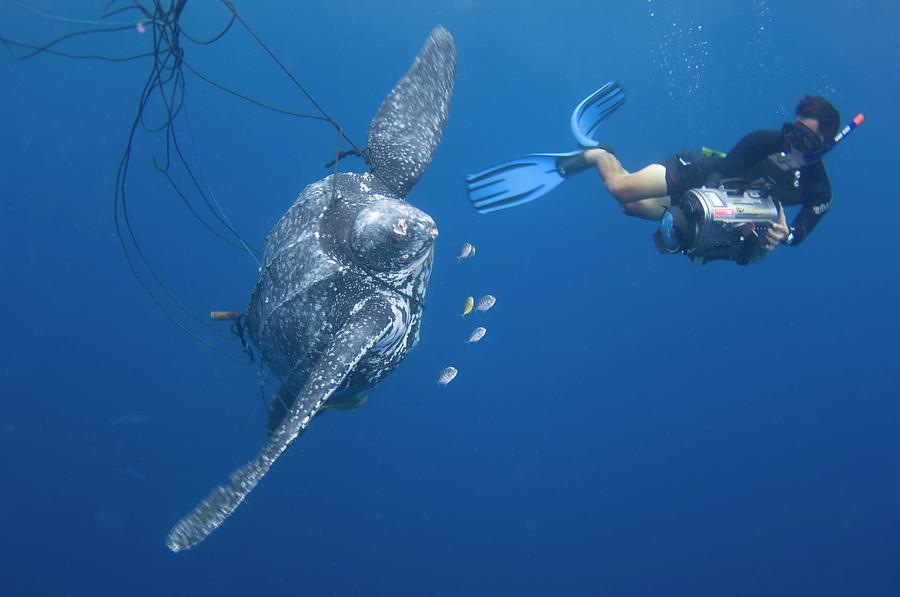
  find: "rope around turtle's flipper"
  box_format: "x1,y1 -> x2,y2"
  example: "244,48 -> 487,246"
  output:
324,148 -> 367,169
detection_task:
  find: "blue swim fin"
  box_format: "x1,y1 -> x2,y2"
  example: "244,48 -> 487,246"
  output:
571,81 -> 626,148
465,81 -> 625,214
466,151 -> 593,214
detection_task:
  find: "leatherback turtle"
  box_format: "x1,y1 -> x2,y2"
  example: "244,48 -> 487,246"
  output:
167,27 -> 456,552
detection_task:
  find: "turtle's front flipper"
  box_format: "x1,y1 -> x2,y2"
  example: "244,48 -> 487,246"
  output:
267,389 -> 368,433
166,298 -> 395,553
367,26 -> 456,198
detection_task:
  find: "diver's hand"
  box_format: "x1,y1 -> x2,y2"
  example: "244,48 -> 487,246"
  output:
764,202 -> 789,250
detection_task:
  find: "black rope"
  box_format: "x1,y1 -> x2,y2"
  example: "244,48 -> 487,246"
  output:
183,60 -> 326,120
6,0 -> 427,359
0,31 -> 154,63
180,12 -> 235,46
109,1 -> 245,355
231,316 -> 253,363
324,148 -> 367,168
181,101 -> 262,261
6,23 -> 136,60
227,315 -> 269,418
221,0 -> 362,153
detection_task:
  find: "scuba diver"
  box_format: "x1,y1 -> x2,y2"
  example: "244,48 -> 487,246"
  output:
466,82 -> 863,265
582,95 -> 839,251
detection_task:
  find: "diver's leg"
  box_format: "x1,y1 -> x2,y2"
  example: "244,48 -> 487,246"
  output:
620,196 -> 670,221
583,149 -> 669,205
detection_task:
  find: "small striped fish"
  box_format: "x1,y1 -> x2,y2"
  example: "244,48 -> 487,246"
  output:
475,294 -> 496,312
467,327 -> 486,344
457,242 -> 476,261
462,296 -> 474,317
437,366 -> 458,385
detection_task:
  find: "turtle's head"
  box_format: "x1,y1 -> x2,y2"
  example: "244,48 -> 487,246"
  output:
350,197 -> 437,271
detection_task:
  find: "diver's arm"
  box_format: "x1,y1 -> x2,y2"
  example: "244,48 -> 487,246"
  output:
784,202 -> 828,246
785,162 -> 832,246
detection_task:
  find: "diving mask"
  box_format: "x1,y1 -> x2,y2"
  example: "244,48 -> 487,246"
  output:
782,121 -> 824,155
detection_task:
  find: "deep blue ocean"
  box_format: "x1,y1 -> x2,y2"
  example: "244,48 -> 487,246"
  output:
2,1 -> 898,595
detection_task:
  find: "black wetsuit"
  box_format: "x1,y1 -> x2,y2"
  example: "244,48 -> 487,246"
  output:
662,130 -> 833,246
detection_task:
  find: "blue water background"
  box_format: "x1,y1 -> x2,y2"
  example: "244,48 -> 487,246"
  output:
1,1 -> 898,595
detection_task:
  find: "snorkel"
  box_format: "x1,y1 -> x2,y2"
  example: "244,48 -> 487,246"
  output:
801,113 -> 865,164
767,112 -> 865,180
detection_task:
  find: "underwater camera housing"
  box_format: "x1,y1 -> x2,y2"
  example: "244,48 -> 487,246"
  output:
653,186 -> 779,265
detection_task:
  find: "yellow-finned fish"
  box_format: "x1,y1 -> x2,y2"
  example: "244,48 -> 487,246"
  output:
462,296 -> 474,317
